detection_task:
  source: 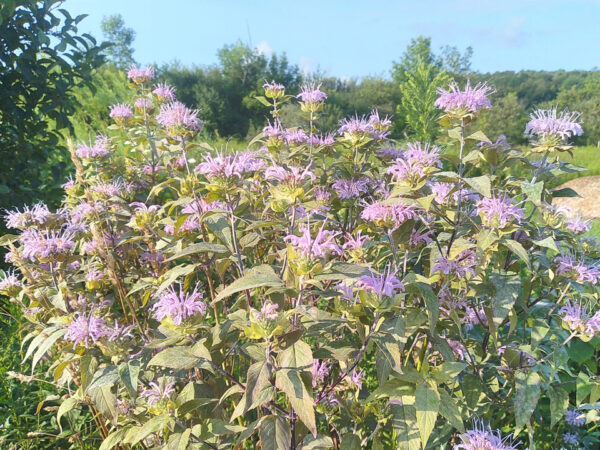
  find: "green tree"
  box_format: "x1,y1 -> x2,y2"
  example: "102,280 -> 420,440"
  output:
397,62 -> 450,142
101,14 -> 136,68
392,36 -> 438,84
0,0 -> 105,211
478,92 -> 528,144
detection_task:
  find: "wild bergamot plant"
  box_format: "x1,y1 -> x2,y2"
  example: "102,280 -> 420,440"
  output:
2,66 -> 599,449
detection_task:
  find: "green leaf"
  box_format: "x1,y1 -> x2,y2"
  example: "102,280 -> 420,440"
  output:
275,340 -> 316,436
568,340 -> 595,364
415,381 -> 440,449
533,237 -> 559,253
490,271 -> 520,332
391,400 -> 420,450
119,360 -> 140,399
90,385 -> 118,425
521,181 -> 544,205
314,262 -> 371,281
549,386 -> 569,428
461,373 -> 483,409
464,175 -> 491,198
340,433 -> 362,450
166,242 -> 228,261
87,366 -> 120,392
149,346 -> 200,369
31,328 -> 66,372
302,435 -> 335,449
99,427 -> 129,450
255,95 -> 272,107
245,361 -> 272,412
477,228 -> 498,253
259,415 -> 292,450
128,414 -> 174,445
213,264 -> 283,304
414,282 -> 438,336
514,370 -> 541,435
438,389 -> 464,432
552,187 -> 581,198
157,264 -> 196,293
204,213 -> 234,251
466,130 -> 491,143
57,397 -> 78,432
502,239 -> 531,270
432,362 -> 467,384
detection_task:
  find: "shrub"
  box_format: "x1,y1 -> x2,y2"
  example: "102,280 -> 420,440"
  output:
2,69 -> 600,449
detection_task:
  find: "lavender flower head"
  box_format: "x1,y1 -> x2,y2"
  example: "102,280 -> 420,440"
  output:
0,270 -> 21,295
476,196 -> 524,229
75,137 -> 110,160
20,229 -> 75,262
127,65 -> 155,84
109,104 -> 133,124
360,198 -> 418,229
453,420 -> 520,450
356,266 -> 405,298
297,83 -> 327,105
194,151 -> 265,181
348,369 -> 364,389
285,224 -> 342,259
555,254 -> 600,284
152,283 -> 206,326
141,381 -> 175,406
312,359 -> 329,387
134,97 -> 153,110
5,202 -> 53,230
156,101 -> 203,136
64,312 -> 109,348
432,249 -> 477,280
559,300 -> 600,338
263,80 -> 285,99
435,80 -> 494,116
251,300 -> 279,322
525,108 -> 583,144
563,432 -> 579,446
387,142 -> 442,184
264,162 -> 315,185
565,409 -> 586,427
152,83 -> 176,102
333,177 -> 371,200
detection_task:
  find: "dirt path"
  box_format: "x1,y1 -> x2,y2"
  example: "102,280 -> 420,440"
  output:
553,176 -> 600,219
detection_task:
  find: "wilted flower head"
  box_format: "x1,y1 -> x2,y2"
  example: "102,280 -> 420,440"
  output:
141,381 -> 175,406
251,300 -> 279,322
476,196 -> 524,229
297,83 -> 327,105
64,312 -> 109,348
127,65 -> 154,84
525,108 -> 583,143
356,266 -> 404,298
156,101 -> 202,136
285,224 -> 342,259
454,420 -> 520,450
152,283 -> 206,326
435,80 -> 494,115
152,83 -> 176,101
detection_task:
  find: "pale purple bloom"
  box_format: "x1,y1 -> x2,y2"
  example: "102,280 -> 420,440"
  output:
387,142 -> 442,182
348,370 -> 364,389
263,119 -> 284,139
264,163 -> 315,184
454,420 -> 519,450
285,224 -> 342,259
181,198 -> 226,216
435,80 -> 494,114
90,180 -> 126,198
141,381 -> 175,406
308,133 -> 335,146
141,162 -> 162,175
251,300 -> 279,322
156,101 -> 202,134
263,80 -> 285,96
20,229 -> 75,262
335,282 -> 356,302
86,269 -> 105,282
312,359 -> 329,387
62,176 -> 76,191
134,97 -> 153,110
433,249 -> 477,279
356,266 -> 405,297
0,270 -> 21,293
343,231 -> 370,251
140,251 -> 165,265
70,202 -> 104,223
283,128 -> 308,145
117,398 -> 134,415
4,203 -> 53,229
525,108 -> 583,141
195,151 -> 265,179
361,199 -> 418,229
409,227 -> 432,246
559,301 -> 588,331
555,255 -> 600,284
565,409 -> 586,427
376,146 -> 403,160
152,83 -> 176,101
478,135 -> 510,150
75,142 -> 109,159
106,320 -> 135,342
333,177 -> 371,199
297,83 -> 327,104
127,65 -> 154,84
109,104 -> 133,120
130,201 -> 160,214
152,284 -> 206,326
476,196 -> 524,228
447,339 -> 467,361
338,114 -> 375,136
64,312 -> 109,348
565,216 -> 592,234
563,432 -> 579,445
314,187 -> 331,203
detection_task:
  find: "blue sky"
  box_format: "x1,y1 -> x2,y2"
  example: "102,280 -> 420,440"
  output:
67,0 -> 600,79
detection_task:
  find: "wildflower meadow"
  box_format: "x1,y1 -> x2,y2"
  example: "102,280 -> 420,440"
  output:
2,65 -> 600,450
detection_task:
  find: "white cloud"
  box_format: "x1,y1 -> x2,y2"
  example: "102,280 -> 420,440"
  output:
299,56 -> 317,75
256,41 -> 273,56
